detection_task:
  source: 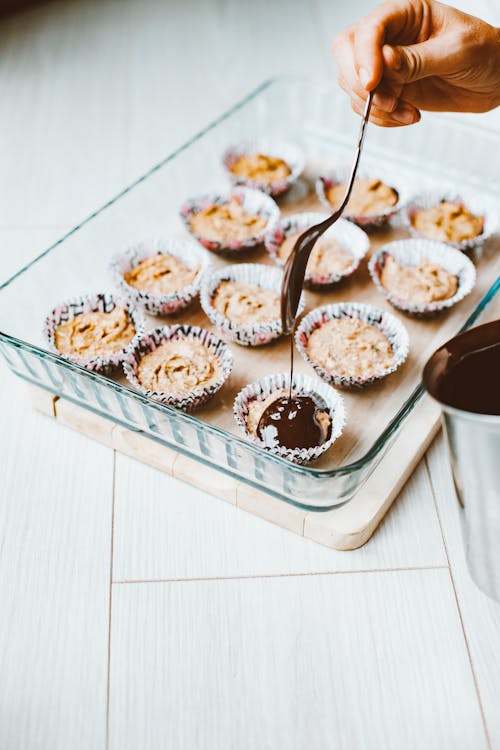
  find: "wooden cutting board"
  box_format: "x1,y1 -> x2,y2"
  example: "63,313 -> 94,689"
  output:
28,384 -> 441,550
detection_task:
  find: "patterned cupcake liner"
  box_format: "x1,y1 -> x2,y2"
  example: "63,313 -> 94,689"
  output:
43,292 -> 145,375
222,139 -> 305,197
403,189 -> 498,253
200,262 -> 305,347
179,187 -> 280,255
233,371 -> 346,465
316,165 -> 408,229
295,301 -> 410,389
110,237 -> 210,316
122,324 -> 233,412
368,238 -> 476,317
264,212 -> 370,288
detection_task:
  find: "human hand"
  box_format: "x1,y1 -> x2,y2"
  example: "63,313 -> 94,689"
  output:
332,0 -> 500,127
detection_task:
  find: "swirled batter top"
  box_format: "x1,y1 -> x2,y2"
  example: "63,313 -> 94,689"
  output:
381,255 -> 458,305
230,153 -> 291,184
307,317 -> 395,379
190,198 -> 268,243
212,280 -> 280,325
55,306 -> 136,359
412,201 -> 484,243
137,338 -> 223,395
124,253 -> 199,295
278,233 -> 354,277
326,177 -> 398,216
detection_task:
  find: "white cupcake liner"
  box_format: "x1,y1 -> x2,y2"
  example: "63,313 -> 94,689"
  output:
43,292 -> 145,375
295,301 -> 410,389
122,324 -> 233,412
368,238 -> 476,317
200,262 -> 305,347
110,237 -> 210,316
316,166 -> 408,229
222,139 -> 305,196
233,371 -> 345,465
180,187 -> 280,254
404,189 -> 497,252
264,212 -> 370,288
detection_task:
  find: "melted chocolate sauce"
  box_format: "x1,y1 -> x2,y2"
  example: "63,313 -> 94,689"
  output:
423,319 -> 500,416
257,395 -> 326,451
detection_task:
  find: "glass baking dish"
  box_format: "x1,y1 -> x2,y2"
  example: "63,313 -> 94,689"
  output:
1,76 -> 499,510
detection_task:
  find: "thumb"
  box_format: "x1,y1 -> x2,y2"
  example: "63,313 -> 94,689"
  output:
382,40 -> 446,83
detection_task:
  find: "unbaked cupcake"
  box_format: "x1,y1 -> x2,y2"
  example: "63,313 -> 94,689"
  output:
111,238 -> 209,316
44,292 -> 143,374
180,187 -> 280,254
233,371 -> 345,464
223,139 -> 304,196
405,190 -> 495,251
368,238 -> 476,316
316,167 -> 406,228
265,212 -> 370,288
295,302 -> 409,388
200,263 -> 305,346
123,325 -> 233,411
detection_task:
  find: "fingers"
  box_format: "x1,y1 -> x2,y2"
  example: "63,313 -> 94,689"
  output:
382,36 -> 455,83
352,19 -> 385,91
350,92 -> 421,126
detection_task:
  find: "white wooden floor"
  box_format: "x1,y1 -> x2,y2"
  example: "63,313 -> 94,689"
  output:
0,1 -> 499,748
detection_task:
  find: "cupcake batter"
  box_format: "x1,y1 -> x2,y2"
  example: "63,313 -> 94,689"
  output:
55,306 -> 136,359
190,198 -> 267,243
307,317 -> 395,379
137,338 -> 223,394
381,255 -> 458,305
212,280 -> 280,325
124,253 -> 199,295
326,176 -> 398,216
412,201 -> 484,243
278,233 -> 354,277
230,153 -> 291,184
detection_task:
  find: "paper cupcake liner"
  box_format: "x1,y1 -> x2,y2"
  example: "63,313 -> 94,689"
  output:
368,238 -> 476,317
43,292 -> 145,375
264,212 -> 370,288
316,165 -> 408,229
110,237 -> 210,316
122,324 -> 233,412
233,371 -> 345,465
222,139 -> 305,197
200,262 -> 305,347
404,189 -> 497,253
295,301 -> 409,389
180,187 -> 280,255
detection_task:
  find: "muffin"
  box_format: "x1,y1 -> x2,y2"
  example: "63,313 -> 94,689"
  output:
44,292 -> 143,374
317,169 -> 405,228
296,302 -> 409,388
404,191 -> 495,252
369,239 -> 476,316
265,212 -> 370,287
111,238 -> 209,316
201,263 -> 304,346
233,372 -> 345,464
180,188 -> 280,254
123,325 -> 233,411
223,140 -> 304,196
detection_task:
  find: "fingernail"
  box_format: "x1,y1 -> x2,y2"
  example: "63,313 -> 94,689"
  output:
391,105 -> 419,125
359,67 -> 371,89
373,92 -> 397,113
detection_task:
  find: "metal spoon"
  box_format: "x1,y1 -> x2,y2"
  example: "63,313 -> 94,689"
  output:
280,91 -> 373,334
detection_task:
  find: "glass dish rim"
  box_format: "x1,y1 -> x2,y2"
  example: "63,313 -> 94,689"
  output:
1,75 -> 499,481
